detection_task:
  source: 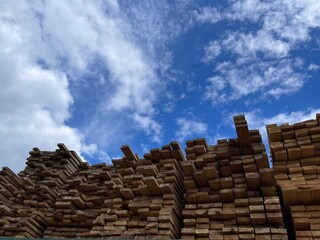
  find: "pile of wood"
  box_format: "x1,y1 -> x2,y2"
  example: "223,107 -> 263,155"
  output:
42,161 -> 111,238
0,142 -> 186,239
90,142 -> 184,239
268,120 -> 320,210
290,205 -> 320,239
2,113 -> 320,239
180,115 -> 287,240
267,113 -> 320,239
0,144 -> 82,238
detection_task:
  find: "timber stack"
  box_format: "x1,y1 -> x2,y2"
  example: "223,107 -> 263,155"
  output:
180,115 -> 286,240
267,113 -> 320,239
0,144 -> 82,238
42,142 -> 185,239
0,141 -> 186,239
0,113 -> 320,239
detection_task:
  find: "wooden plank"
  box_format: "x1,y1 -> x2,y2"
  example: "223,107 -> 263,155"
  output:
259,168 -> 276,186
121,145 -> 138,161
245,172 -> 261,190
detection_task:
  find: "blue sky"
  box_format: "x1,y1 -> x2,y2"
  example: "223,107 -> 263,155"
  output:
1,0 -> 320,172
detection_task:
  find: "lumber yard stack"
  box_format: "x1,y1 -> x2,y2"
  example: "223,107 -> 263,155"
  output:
0,144 -> 82,238
86,142 -> 185,239
0,142 -> 186,239
290,205 -> 320,239
42,161 -> 112,238
180,115 -> 287,240
267,113 -> 320,239
1,114 -> 320,239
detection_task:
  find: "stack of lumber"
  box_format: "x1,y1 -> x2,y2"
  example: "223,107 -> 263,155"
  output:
3,113 -> 320,239
111,143 -> 184,239
267,115 -> 320,212
0,167 -> 24,237
42,161 -> 110,238
267,114 -> 320,239
180,115 -> 287,240
290,205 -> 320,239
0,144 -> 82,238
41,143 -> 185,239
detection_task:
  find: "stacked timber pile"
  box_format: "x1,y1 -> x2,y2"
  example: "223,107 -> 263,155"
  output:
42,161 -> 111,238
42,143 -> 185,239
180,115 -> 287,240
0,144 -> 82,238
3,113 -> 320,239
267,113 -> 320,239
290,205 -> 320,240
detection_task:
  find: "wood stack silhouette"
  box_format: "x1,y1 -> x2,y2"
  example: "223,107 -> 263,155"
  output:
267,113 -> 320,240
0,114 -> 320,239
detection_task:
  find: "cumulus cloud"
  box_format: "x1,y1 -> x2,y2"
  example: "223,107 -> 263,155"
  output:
31,1 -> 159,116
0,11 -> 95,172
197,0 -> 320,105
175,118 -> 208,142
1,0 -> 187,171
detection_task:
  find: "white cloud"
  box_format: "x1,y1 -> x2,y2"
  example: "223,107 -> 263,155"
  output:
262,1 -> 320,44
202,40 -> 221,63
175,118 -> 207,142
0,6 -> 98,172
197,0 -> 320,42
140,143 -> 150,154
96,150 -> 112,164
133,114 -> 162,144
32,1 -> 159,116
205,59 -> 304,105
204,76 -> 227,104
308,63 -> 320,71
223,31 -> 290,58
194,6 -> 222,23
1,0 -> 184,171
225,0 -> 269,22
198,0 -> 320,105
33,1 -> 165,119
0,106 -> 91,173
